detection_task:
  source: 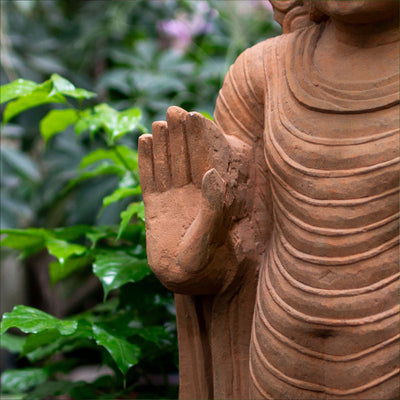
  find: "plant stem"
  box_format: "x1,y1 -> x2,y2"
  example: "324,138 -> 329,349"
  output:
111,144 -> 133,175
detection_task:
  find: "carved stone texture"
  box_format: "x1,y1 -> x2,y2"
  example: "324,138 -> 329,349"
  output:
138,1 -> 400,399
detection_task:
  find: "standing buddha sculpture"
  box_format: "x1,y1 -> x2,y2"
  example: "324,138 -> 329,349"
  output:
138,1 -> 400,399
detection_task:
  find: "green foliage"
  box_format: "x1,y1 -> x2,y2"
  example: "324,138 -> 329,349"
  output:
0,76 -> 175,399
93,250 -> 151,300
1,306 -> 78,336
1,2 -> 279,398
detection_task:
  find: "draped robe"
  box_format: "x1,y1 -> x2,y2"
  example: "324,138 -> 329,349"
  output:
175,22 -> 399,400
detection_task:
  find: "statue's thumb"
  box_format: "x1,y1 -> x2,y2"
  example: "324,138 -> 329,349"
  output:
201,168 -> 227,214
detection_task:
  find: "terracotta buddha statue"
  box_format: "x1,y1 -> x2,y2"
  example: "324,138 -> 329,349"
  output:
138,1 -> 400,399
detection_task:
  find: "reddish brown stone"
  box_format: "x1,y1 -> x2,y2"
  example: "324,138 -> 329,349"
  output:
138,1 -> 399,399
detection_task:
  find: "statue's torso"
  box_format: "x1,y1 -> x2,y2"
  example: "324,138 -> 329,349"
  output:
250,26 -> 400,399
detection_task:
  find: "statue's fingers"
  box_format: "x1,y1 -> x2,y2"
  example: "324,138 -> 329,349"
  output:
166,106 -> 191,188
152,121 -> 172,191
185,112 -> 212,188
138,134 -> 156,194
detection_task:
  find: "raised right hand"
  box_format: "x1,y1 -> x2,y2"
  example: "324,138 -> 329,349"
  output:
138,106 -> 248,294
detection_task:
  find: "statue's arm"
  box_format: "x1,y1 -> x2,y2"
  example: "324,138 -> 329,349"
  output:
139,41 -> 269,295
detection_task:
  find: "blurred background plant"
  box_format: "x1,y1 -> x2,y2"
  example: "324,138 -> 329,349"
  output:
0,1 -> 280,398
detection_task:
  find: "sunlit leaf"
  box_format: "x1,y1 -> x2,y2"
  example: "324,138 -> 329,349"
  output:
74,104 -> 142,144
118,202 -> 145,239
111,107 -> 142,142
50,74 -> 96,100
1,368 -> 48,394
45,237 -> 87,266
40,109 -> 78,142
93,249 -> 151,299
50,74 -> 75,93
0,79 -> 38,104
102,187 -> 141,210
92,325 -> 141,377
3,80 -> 66,124
1,305 -> 78,335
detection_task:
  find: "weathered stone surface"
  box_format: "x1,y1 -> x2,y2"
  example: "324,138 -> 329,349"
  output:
138,1 -> 399,399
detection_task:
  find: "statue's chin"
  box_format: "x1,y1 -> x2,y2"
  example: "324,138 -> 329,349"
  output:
313,0 -> 399,24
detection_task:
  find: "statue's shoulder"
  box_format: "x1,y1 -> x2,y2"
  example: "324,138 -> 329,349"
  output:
233,26 -> 307,82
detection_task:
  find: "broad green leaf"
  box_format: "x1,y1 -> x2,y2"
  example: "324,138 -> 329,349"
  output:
74,103 -> 116,137
50,74 -> 96,100
102,187 -> 141,210
0,229 -> 46,258
1,305 -> 78,335
0,79 -> 38,104
74,104 -> 142,144
50,74 -> 95,99
49,255 -> 92,285
62,88 -> 97,99
111,107 -> 142,142
3,80 -> 66,124
0,333 -> 26,353
50,74 -> 75,93
25,321 -> 93,363
92,325 -> 141,376
65,164 -> 126,192
0,227 -> 89,260
1,368 -> 48,394
45,237 -> 87,266
21,329 -> 61,356
93,249 -> 151,298
118,202 -> 145,239
40,109 -> 78,142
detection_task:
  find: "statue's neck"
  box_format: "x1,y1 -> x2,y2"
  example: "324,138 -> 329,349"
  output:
314,19 -> 399,82
330,17 -> 399,48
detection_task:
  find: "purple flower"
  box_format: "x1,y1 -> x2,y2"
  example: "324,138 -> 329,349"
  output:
158,2 -> 218,52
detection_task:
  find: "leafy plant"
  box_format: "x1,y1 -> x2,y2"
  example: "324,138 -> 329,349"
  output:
0,2 -> 280,398
0,76 -> 178,399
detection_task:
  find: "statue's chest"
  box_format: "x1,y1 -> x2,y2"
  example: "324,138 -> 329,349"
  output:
262,64 -> 399,238
263,100 -> 399,204
262,30 -> 399,207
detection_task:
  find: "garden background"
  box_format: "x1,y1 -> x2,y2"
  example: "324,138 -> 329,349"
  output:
0,1 -> 280,398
